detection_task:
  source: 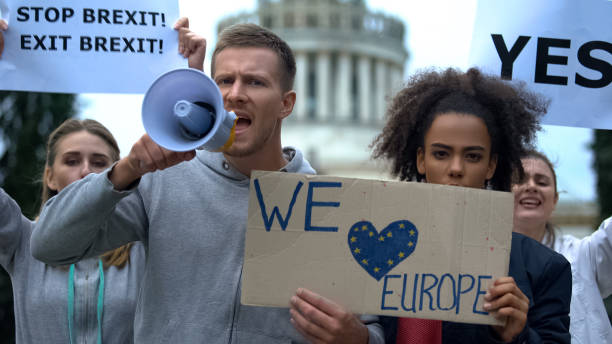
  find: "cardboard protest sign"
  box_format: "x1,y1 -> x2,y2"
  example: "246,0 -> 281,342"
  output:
0,0 -> 184,93
242,171 -> 513,325
468,0 -> 612,130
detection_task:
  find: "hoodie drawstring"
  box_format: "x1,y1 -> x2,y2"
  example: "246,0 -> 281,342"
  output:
68,260 -> 104,344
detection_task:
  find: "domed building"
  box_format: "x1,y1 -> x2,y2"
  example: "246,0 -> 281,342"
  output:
218,0 -> 408,178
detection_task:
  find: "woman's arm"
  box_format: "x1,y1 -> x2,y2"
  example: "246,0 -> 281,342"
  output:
0,188 -> 31,272
31,167 -> 147,265
586,217 -> 612,297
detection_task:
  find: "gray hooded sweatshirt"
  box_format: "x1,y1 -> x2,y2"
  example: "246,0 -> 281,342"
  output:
32,148 -> 384,343
0,188 -> 144,343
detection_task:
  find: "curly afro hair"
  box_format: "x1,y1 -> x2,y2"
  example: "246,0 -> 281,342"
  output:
372,67 -> 547,192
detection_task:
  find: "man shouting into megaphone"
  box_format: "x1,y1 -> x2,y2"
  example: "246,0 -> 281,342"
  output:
33,17 -> 383,344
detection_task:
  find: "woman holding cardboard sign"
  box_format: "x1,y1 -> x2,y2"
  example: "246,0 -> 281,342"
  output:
513,150 -> 612,343
372,68 -> 571,343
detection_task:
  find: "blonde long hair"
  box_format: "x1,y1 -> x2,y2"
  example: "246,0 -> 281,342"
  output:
40,118 -> 133,269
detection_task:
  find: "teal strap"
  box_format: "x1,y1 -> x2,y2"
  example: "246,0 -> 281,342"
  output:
97,260 -> 104,344
68,264 -> 75,344
67,260 -> 105,344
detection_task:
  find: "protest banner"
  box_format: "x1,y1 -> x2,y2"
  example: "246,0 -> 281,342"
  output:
242,171 -> 513,325
468,0 -> 612,130
0,0 -> 184,93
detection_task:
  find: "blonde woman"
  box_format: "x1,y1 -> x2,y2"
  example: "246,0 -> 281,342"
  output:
1,119 -> 145,343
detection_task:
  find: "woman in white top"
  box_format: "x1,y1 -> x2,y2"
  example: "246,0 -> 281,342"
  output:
513,150 -> 612,343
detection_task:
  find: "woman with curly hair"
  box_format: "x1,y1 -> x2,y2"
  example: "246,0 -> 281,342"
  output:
373,68 -> 571,343
513,150 -> 612,343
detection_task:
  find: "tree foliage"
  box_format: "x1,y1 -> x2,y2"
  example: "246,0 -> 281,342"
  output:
0,91 -> 77,217
0,91 -> 77,344
592,129 -> 612,224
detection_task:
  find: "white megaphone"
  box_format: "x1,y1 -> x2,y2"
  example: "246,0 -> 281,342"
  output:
142,68 -> 237,152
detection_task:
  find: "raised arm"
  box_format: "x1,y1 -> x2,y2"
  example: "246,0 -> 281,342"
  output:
174,17 -> 206,71
0,19 -> 7,58
587,216 -> 612,297
0,188 -> 31,272
32,134 -> 194,264
31,169 -> 147,265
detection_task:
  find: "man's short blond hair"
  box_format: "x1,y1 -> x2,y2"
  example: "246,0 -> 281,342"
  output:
212,23 -> 296,92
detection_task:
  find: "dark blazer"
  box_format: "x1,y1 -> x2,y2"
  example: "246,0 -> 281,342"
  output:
381,232 -> 571,343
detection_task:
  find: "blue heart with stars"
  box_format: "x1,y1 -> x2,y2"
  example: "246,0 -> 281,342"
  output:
348,220 -> 419,281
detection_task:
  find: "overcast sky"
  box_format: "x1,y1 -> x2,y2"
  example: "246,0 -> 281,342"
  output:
80,0 -> 596,202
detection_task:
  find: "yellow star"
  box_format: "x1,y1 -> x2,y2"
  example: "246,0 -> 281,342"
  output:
409,229 -> 415,236
362,225 -> 368,231
398,252 -> 405,258
353,227 -> 360,232
374,267 -> 380,273
353,248 -> 361,254
399,223 -> 405,229
378,236 -> 385,242
369,231 -> 374,237
387,231 -> 393,238
361,259 -> 368,265
387,259 -> 394,265
408,241 -> 414,247
350,236 -> 357,243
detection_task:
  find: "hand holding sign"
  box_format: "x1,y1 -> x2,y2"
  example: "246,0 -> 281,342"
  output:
290,288 -> 369,344
174,17 -> 206,72
0,19 -> 6,58
484,277 -> 529,342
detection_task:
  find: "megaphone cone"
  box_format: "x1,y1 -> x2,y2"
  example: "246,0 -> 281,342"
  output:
142,68 -> 237,152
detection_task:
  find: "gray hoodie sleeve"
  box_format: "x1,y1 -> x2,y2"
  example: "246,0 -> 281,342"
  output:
0,188 -> 30,272
31,168 -> 147,265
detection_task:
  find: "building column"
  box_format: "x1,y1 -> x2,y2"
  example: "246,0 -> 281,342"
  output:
295,51 -> 308,120
316,51 -> 331,121
375,59 -> 387,123
358,55 -> 371,122
335,52 -> 352,121
389,64 -> 404,97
